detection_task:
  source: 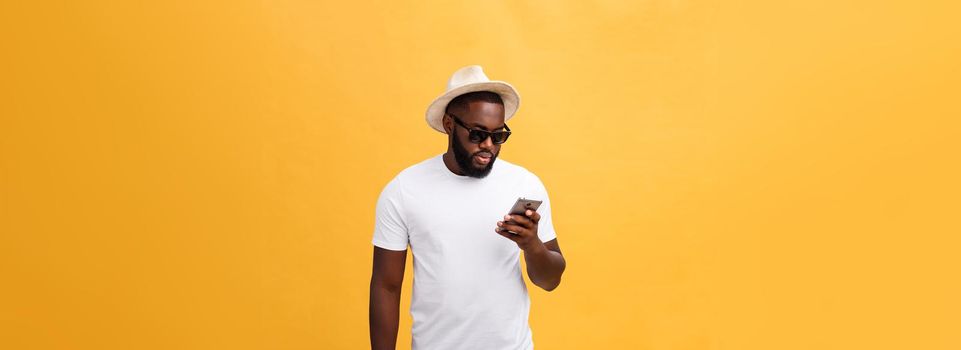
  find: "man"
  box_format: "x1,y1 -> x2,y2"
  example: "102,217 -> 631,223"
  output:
369,65 -> 567,350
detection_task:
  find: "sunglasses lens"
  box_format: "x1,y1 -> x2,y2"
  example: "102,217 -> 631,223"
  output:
467,131 -> 510,144
468,130 -> 487,143
491,131 -> 510,144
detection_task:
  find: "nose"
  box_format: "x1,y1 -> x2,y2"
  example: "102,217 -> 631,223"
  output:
478,133 -> 494,150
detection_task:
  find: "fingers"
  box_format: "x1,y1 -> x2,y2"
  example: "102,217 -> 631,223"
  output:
504,210 -> 539,227
495,209 -> 540,244
525,209 -> 541,224
497,221 -> 530,237
494,227 -> 521,242
504,214 -> 533,228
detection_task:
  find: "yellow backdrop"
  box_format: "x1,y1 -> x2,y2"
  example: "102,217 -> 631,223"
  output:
2,1 -> 959,349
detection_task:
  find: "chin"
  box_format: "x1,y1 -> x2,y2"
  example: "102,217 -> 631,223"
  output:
468,160 -> 495,178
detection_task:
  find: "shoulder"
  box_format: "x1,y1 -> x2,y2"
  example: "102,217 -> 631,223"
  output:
494,157 -> 530,177
496,158 -> 547,187
380,155 -> 441,192
397,155 -> 441,181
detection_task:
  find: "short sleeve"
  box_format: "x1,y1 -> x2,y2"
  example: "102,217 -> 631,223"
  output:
371,178 -> 409,251
530,175 -> 558,243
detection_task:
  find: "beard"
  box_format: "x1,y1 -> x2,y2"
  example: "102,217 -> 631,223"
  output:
451,133 -> 497,178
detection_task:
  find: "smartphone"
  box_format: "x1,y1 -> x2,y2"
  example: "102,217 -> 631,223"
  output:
509,197 -> 543,215
504,198 -> 542,235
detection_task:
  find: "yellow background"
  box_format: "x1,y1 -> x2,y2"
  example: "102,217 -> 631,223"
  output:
2,1 -> 959,349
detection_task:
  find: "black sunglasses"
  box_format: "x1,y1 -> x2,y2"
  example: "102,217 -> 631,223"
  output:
447,113 -> 512,145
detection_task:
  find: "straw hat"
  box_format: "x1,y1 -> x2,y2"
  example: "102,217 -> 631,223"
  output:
425,65 -> 520,134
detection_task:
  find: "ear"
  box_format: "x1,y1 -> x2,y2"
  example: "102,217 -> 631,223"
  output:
442,114 -> 453,134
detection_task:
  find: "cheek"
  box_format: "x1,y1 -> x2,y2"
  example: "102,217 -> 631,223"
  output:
459,136 -> 478,149
453,134 -> 473,151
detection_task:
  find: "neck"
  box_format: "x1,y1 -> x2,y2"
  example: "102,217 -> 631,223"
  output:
442,151 -> 465,176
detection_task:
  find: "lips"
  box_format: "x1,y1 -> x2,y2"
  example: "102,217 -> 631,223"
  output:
473,152 -> 492,165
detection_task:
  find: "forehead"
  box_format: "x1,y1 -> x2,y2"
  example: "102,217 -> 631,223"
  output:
457,100 -> 506,130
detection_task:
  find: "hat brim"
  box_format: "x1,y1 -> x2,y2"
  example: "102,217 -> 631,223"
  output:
425,81 -> 520,134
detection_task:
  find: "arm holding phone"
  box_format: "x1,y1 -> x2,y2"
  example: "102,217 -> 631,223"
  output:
495,198 -> 567,291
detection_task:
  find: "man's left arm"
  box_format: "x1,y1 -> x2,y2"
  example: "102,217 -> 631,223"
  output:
496,210 -> 567,291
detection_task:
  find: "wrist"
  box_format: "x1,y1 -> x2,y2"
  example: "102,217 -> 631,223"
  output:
521,240 -> 547,255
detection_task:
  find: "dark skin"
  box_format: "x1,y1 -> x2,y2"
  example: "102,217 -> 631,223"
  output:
369,100 -> 566,350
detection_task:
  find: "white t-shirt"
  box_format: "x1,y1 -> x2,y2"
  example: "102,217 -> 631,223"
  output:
372,154 -> 557,350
